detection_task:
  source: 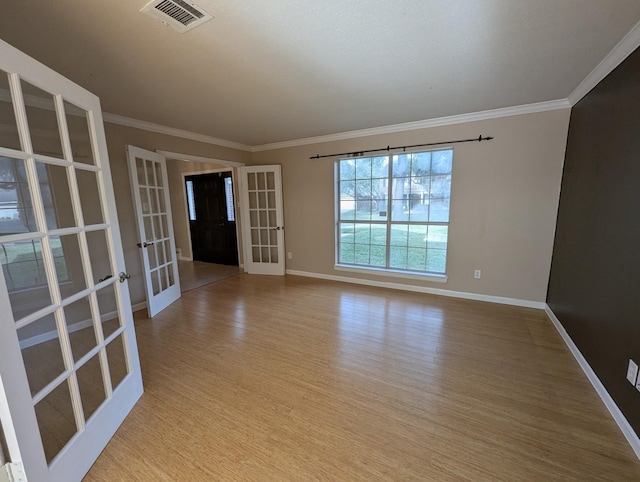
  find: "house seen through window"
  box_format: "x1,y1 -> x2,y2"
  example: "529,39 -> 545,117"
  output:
336,149 -> 452,275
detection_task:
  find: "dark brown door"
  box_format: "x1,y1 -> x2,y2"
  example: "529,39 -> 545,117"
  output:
186,172 -> 239,265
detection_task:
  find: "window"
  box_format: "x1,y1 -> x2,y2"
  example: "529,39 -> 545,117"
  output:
224,176 -> 235,222
185,179 -> 196,220
336,149 -> 452,276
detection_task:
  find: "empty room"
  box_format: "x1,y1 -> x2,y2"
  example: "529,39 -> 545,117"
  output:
1,1 -> 640,480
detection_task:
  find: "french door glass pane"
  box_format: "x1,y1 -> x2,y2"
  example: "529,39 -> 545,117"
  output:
96,283 -> 120,339
148,243 -> 158,269
154,163 -> 163,187
150,188 -> 158,213
34,379 -> 77,465
0,157 -> 37,234
76,354 -> 106,422
106,335 -> 128,391
39,162 -> 76,229
20,80 -> 64,159
247,172 -> 256,190
64,295 -> 97,362
63,101 -> 95,165
18,313 -> 65,396
0,70 -> 21,150
54,234 -> 86,299
145,160 -> 155,186
86,229 -> 111,283
76,169 -> 104,225
1,239 -> 52,320
151,271 -> 160,295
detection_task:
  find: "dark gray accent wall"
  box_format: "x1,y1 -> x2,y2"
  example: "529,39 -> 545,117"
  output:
547,47 -> 640,434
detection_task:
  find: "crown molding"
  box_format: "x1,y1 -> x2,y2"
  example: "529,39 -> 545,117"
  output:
250,99 -> 570,152
102,112 -> 252,152
156,150 -> 244,167
568,20 -> 640,106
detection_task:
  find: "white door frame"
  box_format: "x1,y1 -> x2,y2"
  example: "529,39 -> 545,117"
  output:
158,151 -> 245,268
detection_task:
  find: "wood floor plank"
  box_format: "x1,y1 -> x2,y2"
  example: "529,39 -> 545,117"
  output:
83,274 -> 640,480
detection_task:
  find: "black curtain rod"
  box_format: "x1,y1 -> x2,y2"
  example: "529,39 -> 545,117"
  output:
309,135 -> 493,160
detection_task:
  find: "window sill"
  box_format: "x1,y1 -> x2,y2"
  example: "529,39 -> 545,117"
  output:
334,264 -> 448,283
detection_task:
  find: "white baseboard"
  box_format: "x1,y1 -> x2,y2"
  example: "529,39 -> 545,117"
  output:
544,305 -> 640,460
131,301 -> 147,313
178,255 -> 193,261
19,318 -> 94,350
285,269 -> 545,309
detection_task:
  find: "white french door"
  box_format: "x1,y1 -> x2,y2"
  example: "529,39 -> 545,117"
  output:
126,146 -> 180,317
0,40 -> 143,481
239,165 -> 285,275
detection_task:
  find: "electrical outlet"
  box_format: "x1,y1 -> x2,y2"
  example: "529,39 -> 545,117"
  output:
287,252 -> 293,260
628,359 -> 639,385
474,269 -> 481,279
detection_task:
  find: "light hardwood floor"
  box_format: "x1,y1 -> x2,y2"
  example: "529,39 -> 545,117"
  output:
84,274 -> 640,481
177,260 -> 243,292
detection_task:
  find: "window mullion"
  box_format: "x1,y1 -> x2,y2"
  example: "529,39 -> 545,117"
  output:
385,154 -> 393,269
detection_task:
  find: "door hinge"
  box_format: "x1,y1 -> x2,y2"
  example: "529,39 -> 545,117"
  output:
0,462 -> 27,482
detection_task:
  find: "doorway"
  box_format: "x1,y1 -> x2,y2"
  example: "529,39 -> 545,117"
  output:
185,170 -> 239,266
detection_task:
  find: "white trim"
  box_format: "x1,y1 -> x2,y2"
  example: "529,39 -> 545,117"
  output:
102,100 -> 569,154
286,269 -> 545,309
131,301 -> 147,313
544,305 -> 640,460
334,265 -> 448,283
103,113 -> 252,152
157,150 -> 245,167
178,255 -> 193,262
251,100 -> 570,152
568,20 -> 640,106
0,462 -> 26,482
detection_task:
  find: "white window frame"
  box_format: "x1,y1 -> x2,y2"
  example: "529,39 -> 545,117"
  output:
334,148 -> 453,282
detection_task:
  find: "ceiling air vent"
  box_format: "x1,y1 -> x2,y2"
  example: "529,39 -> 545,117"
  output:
140,0 -> 212,33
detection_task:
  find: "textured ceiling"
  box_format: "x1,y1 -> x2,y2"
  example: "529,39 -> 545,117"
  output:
1,0 -> 639,146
